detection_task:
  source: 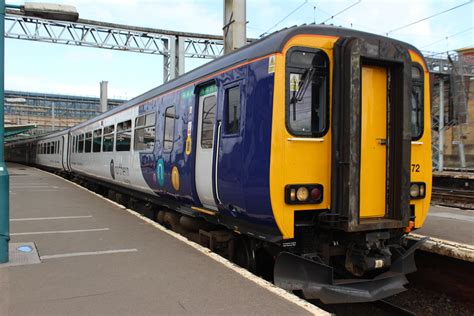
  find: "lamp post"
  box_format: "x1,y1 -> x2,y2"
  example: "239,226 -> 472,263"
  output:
0,0 -> 9,264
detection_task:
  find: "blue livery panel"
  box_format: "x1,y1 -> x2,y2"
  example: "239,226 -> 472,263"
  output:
138,57 -> 280,234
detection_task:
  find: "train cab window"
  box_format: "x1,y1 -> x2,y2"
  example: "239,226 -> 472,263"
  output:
103,125 -> 115,152
134,113 -> 156,151
286,48 -> 329,137
116,120 -> 132,151
93,129 -> 102,152
163,106 -> 176,152
224,86 -> 241,135
201,96 -> 216,149
411,65 -> 424,140
78,134 -> 84,153
85,132 -> 92,153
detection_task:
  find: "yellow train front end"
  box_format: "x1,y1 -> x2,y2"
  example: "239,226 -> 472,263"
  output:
269,28 -> 432,303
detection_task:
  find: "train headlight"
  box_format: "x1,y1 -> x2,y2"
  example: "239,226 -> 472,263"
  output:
410,184 -> 420,198
410,182 -> 426,199
296,187 -> 309,201
285,184 -> 323,204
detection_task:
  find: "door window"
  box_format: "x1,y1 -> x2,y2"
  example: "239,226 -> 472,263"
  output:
201,95 -> 216,149
225,86 -> 241,135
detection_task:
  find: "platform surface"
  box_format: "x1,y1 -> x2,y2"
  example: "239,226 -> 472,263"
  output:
416,205 -> 473,245
0,164 -> 317,316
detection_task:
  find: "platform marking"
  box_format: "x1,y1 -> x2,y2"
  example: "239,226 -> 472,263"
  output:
36,168 -> 329,315
11,215 -> 93,221
11,228 -> 109,236
41,249 -> 138,260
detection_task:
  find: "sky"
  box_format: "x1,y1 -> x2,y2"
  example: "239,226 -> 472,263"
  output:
5,0 -> 474,100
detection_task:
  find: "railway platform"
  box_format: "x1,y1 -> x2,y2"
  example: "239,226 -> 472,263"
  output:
415,205 -> 473,245
0,163 -> 324,316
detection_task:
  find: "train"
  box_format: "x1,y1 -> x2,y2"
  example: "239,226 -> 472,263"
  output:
5,24 -> 432,304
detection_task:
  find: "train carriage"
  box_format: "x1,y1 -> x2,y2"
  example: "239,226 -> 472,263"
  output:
5,25 -> 432,304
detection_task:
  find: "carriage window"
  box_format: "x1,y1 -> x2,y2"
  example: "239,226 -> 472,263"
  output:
411,65 -> 424,140
134,113 -> 156,151
163,106 -> 176,152
78,134 -> 84,153
85,132 -> 92,153
93,129 -> 102,152
103,125 -> 115,152
201,95 -> 216,149
116,120 -> 132,151
286,48 -> 329,137
225,86 -> 241,134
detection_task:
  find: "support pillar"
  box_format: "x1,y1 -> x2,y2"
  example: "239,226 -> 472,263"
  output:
163,36 -> 177,82
438,79 -> 444,172
223,0 -> 246,54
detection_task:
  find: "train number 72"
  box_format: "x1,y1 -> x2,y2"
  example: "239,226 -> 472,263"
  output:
411,164 -> 420,172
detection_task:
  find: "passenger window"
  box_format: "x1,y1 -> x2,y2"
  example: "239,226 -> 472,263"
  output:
225,86 -> 241,135
411,65 -> 424,140
163,106 -> 176,152
286,48 -> 329,137
116,120 -> 132,151
78,134 -> 84,153
102,125 -> 115,152
134,113 -> 156,151
93,129 -> 102,152
201,95 -> 216,149
85,132 -> 92,153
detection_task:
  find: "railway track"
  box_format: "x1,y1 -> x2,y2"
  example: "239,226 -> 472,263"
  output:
431,187 -> 474,209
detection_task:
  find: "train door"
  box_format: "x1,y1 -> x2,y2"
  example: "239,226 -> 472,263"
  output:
195,84 -> 218,210
360,65 -> 388,218
62,134 -> 70,171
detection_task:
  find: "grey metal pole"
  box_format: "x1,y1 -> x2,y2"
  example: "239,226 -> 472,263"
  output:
0,0 -> 10,264
438,79 -> 444,172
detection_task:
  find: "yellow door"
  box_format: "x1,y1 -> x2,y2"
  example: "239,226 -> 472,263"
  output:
360,65 -> 387,218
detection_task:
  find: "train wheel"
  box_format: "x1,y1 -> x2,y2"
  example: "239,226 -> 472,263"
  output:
233,237 -> 257,273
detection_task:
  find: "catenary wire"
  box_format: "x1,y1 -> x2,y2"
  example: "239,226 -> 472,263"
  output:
386,0 -> 473,35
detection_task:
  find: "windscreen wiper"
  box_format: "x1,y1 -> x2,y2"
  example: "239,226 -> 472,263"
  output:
291,67 -> 315,121
293,67 -> 315,103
